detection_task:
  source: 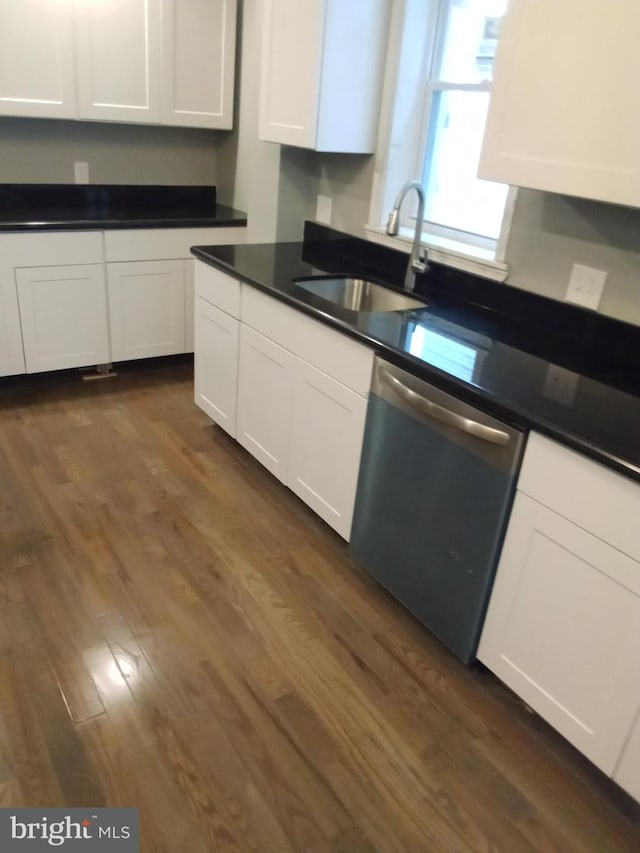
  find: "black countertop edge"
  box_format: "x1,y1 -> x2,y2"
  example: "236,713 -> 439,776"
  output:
191,238 -> 640,485
0,219 -> 248,232
0,184 -> 247,231
0,212 -> 248,232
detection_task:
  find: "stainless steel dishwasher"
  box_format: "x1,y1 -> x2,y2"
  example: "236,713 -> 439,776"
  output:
350,357 -> 525,663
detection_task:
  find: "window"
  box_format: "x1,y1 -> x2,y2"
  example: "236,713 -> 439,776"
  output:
421,0 -> 509,241
367,0 -> 514,280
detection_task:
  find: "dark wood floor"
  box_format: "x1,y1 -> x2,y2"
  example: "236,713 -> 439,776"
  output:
0,357 -> 638,852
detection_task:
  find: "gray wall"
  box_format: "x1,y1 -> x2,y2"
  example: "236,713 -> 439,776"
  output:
1,0 -> 638,329
298,152 -> 640,328
310,153 -> 376,236
505,190 -> 640,325
215,0 -> 315,243
0,117 -> 219,187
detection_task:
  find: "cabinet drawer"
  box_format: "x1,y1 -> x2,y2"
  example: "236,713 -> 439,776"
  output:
519,433 -> 640,562
0,231 -> 103,267
241,285 -> 373,395
105,228 -> 247,262
194,261 -> 241,318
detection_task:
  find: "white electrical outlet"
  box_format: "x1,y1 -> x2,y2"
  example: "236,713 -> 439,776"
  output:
542,364 -> 580,406
316,195 -> 332,224
565,263 -> 607,310
74,161 -> 89,184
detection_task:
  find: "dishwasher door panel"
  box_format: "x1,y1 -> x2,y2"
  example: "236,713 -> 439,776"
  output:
350,361 -> 525,663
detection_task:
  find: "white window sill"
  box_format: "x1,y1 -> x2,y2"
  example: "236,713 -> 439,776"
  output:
364,225 -> 509,283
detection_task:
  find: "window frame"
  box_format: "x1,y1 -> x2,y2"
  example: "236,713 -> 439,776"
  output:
365,0 -> 515,282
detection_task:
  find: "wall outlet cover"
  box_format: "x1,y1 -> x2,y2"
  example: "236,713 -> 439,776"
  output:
316,195 -> 332,224
74,161 -> 90,184
565,263 -> 607,310
543,364 -> 580,406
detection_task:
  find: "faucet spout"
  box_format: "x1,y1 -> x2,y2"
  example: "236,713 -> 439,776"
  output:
386,180 -> 427,292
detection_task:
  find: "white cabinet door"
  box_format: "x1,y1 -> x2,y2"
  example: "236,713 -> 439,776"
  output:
237,324 -> 295,483
478,0 -> 640,206
614,711 -> 640,802
478,491 -> 640,775
75,0 -> 162,123
0,268 -> 25,377
107,260 -> 185,361
259,0 -> 388,152
184,259 -> 195,353
289,361 -> 368,540
194,296 -> 239,437
0,0 -> 76,119
259,0 -> 324,148
161,0 -> 236,129
16,264 -> 109,373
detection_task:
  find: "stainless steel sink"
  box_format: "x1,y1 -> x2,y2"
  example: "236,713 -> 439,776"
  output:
294,276 -> 425,314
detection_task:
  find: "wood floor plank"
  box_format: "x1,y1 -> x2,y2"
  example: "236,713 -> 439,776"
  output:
0,358 -> 637,853
95,614 -> 301,852
0,591 -> 102,806
79,714 -> 215,853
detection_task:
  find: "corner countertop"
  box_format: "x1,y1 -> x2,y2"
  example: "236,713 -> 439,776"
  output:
0,183 -> 247,232
191,222 -> 640,484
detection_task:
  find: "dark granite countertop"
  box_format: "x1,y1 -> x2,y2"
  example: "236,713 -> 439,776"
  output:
0,184 -> 247,231
192,221 -> 640,483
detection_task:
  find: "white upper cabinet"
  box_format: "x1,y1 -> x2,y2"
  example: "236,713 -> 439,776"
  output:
478,0 -> 640,206
259,0 -> 389,152
0,0 -> 76,119
161,0 -> 237,129
0,0 -> 236,128
75,0 -> 162,123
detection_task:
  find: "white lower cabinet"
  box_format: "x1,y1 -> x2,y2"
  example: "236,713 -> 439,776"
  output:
194,261 -> 242,437
16,264 -> 109,373
193,260 -> 374,540
194,297 -> 239,437
0,229 -> 245,378
0,268 -> 25,376
614,712 -> 640,801
107,260 -> 185,361
237,324 -> 295,483
236,321 -> 370,535
184,259 -> 195,353
289,361 -> 368,539
479,433 -> 640,784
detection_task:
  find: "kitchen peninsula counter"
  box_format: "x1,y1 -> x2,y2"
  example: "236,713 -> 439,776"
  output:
192,222 -> 640,483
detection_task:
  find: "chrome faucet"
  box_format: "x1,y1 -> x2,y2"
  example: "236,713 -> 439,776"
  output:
386,180 -> 427,292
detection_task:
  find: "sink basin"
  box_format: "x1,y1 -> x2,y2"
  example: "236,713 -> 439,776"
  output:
294,276 -> 425,314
